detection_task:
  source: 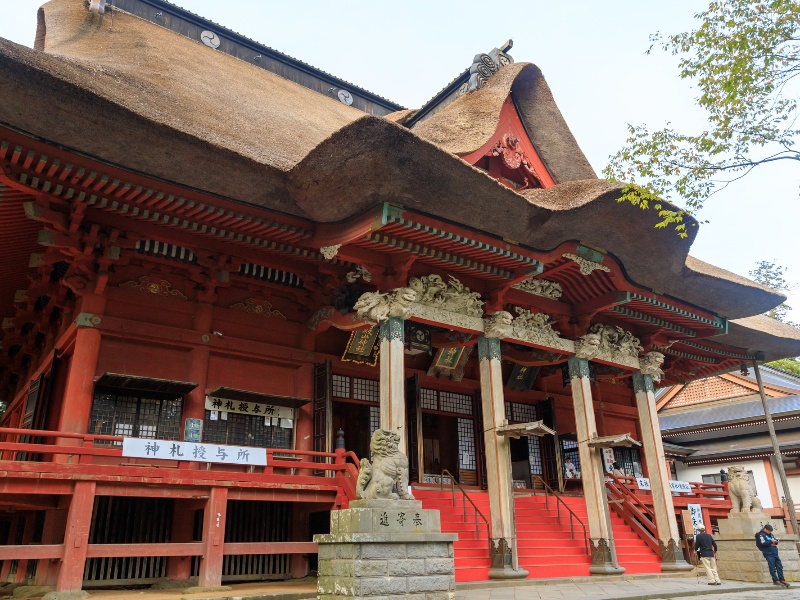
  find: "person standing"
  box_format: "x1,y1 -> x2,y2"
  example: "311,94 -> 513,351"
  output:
694,524 -> 721,585
756,524 -> 790,587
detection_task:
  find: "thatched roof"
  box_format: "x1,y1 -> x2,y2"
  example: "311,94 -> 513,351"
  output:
722,315 -> 800,363
411,62 -> 596,183
0,0 -> 792,351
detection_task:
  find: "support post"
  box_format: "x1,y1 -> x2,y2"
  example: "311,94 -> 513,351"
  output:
35,509 -> 68,586
379,317 -> 406,454
56,480 -> 96,593
198,487 -> 228,588
166,501 -> 196,581
754,361 -> 800,541
185,304 -> 212,426
0,518 -> 19,582
57,327 -> 101,440
568,356 -> 624,575
478,335 -> 528,579
14,514 -> 37,583
633,370 -> 692,571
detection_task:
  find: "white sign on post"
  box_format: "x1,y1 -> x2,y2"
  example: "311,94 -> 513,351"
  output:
635,477 -> 651,490
669,480 -> 693,493
602,448 -> 616,473
122,437 -> 267,466
687,503 -> 705,532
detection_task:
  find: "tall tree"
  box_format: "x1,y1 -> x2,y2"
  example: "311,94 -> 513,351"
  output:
605,0 -> 800,236
750,259 -> 800,374
750,259 -> 794,323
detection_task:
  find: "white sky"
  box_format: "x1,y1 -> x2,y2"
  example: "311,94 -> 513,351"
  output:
1,1 -> 797,317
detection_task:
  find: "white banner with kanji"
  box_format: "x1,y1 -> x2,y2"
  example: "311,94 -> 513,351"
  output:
122,437 -> 267,465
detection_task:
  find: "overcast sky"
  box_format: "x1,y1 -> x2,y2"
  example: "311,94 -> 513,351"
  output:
2,1 -> 798,317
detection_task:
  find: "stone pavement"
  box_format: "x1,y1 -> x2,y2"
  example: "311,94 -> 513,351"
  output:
456,575 -> 784,600
62,574 -> 789,600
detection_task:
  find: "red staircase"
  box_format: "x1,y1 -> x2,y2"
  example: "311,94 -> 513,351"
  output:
414,487 -> 662,582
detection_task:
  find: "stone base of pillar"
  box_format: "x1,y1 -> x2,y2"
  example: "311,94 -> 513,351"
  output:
659,539 -> 693,571
716,512 -> 800,583
589,539 -> 625,575
315,499 -> 457,600
488,539 -> 528,580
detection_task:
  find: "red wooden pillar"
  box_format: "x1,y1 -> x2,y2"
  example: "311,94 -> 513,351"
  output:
166,501 -> 196,581
14,514 -> 37,583
56,481 -> 96,592
0,518 -> 20,582
57,327 -> 102,442
185,304 -> 212,427
35,509 -> 67,586
198,487 -> 227,588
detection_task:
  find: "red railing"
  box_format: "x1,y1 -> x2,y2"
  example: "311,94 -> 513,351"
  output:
605,475 -> 659,554
0,426 -> 361,495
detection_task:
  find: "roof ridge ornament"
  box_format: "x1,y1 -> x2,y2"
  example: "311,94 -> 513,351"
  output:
465,46 -> 515,93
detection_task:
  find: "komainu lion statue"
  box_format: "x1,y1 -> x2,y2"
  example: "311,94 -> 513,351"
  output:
356,429 -> 415,500
727,465 -> 763,513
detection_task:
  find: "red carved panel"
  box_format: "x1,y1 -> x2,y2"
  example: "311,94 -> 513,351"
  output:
462,96 -> 556,190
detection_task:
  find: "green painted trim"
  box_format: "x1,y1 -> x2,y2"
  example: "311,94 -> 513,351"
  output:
379,317 -> 405,343
478,336 -> 501,362
610,306 -> 696,338
381,203 -> 406,226
632,371 -> 654,395
576,245 -> 604,263
383,211 -> 543,269
367,233 -> 515,279
651,345 -> 718,364
75,313 -> 102,328
629,293 -> 726,331
567,356 -> 591,379
680,340 -> 756,360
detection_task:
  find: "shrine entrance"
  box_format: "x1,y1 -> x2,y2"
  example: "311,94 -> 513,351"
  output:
414,385 -> 480,486
330,373 -> 380,459
421,412 -> 459,479
332,402 -> 377,460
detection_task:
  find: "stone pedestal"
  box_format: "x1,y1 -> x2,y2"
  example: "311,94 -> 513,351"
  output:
716,512 -> 800,583
315,499 -> 458,600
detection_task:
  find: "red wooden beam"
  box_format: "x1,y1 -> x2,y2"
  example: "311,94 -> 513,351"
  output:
0,545 -> 63,560
222,542 -> 317,555
85,542 -> 204,558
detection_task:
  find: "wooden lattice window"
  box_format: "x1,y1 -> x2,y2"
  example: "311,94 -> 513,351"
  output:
89,389 -> 183,443
203,411 -> 292,449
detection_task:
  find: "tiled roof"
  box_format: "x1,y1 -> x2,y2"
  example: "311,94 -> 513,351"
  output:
660,394 -> 800,433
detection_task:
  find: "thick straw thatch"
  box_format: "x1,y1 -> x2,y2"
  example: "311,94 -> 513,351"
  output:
0,0 -> 790,337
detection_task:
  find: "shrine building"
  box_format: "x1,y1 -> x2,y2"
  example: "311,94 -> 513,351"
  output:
1,0 -> 800,590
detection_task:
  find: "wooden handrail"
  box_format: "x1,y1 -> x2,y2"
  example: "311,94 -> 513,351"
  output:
605,475 -> 660,555
0,426 -> 362,497
529,475 -> 589,555
440,469 -> 492,554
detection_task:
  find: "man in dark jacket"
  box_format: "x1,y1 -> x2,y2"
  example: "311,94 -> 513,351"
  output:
694,524 -> 721,585
756,524 -> 790,587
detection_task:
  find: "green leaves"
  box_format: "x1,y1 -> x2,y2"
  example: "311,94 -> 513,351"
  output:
750,259 -> 796,323
606,0 -> 800,232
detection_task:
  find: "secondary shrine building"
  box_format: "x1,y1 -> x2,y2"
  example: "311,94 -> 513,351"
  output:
1,0 -> 800,590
